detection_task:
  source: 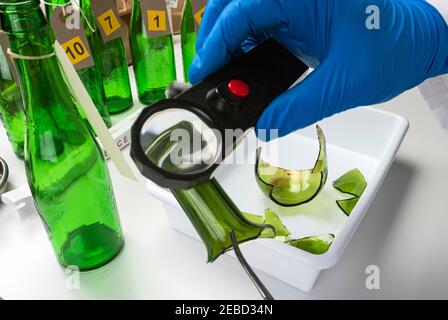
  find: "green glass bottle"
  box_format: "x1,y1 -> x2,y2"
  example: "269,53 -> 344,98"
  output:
0,34 -> 25,159
0,0 -> 123,270
80,0 -> 133,114
77,30 -> 112,126
180,0 -> 196,82
45,0 -> 112,128
129,0 -> 176,104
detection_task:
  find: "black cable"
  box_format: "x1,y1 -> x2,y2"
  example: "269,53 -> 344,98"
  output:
230,230 -> 275,300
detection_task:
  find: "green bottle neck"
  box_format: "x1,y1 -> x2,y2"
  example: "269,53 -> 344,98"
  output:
0,0 -> 84,134
182,0 -> 194,30
51,0 -> 72,5
45,0 -> 71,18
79,0 -> 95,29
0,0 -> 53,56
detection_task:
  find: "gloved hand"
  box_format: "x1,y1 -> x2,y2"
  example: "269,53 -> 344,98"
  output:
189,0 -> 448,140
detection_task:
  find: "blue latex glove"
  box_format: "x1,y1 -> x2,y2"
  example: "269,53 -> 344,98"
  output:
189,0 -> 448,140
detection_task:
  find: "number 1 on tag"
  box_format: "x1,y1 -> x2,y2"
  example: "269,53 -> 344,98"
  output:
147,10 -> 167,31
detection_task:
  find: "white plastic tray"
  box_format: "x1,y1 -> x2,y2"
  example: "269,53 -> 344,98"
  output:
146,107 -> 408,291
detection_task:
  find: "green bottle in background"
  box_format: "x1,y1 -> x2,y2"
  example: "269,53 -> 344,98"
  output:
0,32 -> 25,159
180,0 -> 196,82
0,0 -> 123,270
81,0 -> 133,114
130,0 -> 176,104
44,0 -> 65,17
45,0 -> 112,128
78,23 -> 112,126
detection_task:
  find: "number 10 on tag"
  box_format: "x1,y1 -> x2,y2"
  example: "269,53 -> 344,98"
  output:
62,36 -> 90,65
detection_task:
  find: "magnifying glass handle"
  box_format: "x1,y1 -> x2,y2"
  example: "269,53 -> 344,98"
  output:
178,39 -> 308,132
230,230 -> 275,300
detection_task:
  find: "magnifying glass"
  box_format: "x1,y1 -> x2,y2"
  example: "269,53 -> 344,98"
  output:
130,39 -> 309,299
131,39 -> 308,189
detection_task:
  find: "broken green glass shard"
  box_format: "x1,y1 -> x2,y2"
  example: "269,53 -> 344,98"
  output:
243,208 -> 291,239
336,197 -> 359,216
333,168 -> 367,197
172,179 -> 273,262
243,207 -> 334,254
287,234 -> 334,255
264,208 -> 290,238
255,125 -> 328,207
333,168 -> 367,216
243,212 -> 265,225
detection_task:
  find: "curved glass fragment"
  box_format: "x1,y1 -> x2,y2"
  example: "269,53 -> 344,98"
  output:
287,234 -> 334,255
244,208 -> 335,255
333,168 -> 367,216
256,125 -> 328,206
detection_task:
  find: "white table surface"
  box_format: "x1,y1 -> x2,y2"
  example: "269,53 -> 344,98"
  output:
1,83 -> 448,299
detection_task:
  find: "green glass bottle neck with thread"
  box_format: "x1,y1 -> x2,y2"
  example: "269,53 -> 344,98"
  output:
0,0 -> 54,56
78,0 -> 95,30
44,0 -> 71,20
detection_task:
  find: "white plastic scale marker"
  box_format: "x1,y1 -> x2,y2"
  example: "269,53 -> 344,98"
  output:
54,40 -> 137,182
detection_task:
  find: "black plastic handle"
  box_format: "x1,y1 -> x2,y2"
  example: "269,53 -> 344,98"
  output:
177,39 -> 308,132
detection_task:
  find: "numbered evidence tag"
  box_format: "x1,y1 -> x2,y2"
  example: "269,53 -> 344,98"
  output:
191,0 -> 207,33
0,30 -> 19,84
91,0 -> 126,42
50,6 -> 94,70
140,0 -> 172,38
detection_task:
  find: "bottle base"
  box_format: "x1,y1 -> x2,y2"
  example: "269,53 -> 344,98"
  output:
138,87 -> 167,105
106,96 -> 133,114
58,222 -> 124,271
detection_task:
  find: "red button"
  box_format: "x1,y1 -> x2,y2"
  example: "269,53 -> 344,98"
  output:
228,79 -> 250,98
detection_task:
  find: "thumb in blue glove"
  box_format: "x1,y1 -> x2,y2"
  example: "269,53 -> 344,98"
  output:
189,0 -> 448,140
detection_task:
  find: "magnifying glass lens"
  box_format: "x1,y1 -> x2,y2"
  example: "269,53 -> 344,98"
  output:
140,108 -> 221,176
